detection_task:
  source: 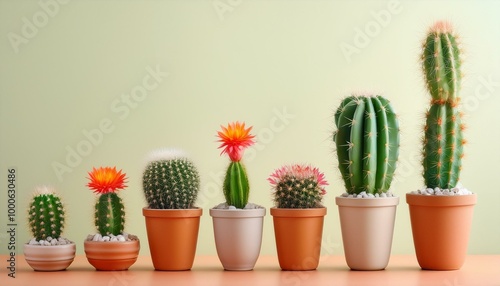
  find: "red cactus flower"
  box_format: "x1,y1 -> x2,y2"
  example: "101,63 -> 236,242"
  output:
217,121 -> 255,162
87,166 -> 127,194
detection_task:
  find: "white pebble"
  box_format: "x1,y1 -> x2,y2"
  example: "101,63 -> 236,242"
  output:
118,236 -> 126,242
228,206 -> 236,210
356,194 -> 362,198
110,236 -> 118,242
29,238 -> 39,245
102,236 -> 110,242
92,234 -> 102,242
381,193 -> 387,198
367,193 -> 375,198
43,241 -> 51,246
51,239 -> 58,245
435,190 -> 443,195
46,236 -> 53,242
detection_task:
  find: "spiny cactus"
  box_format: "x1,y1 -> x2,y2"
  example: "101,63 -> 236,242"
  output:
421,21 -> 466,189
268,164 -> 327,208
28,186 -> 65,240
94,193 -> 125,236
217,122 -> 255,209
87,166 -> 127,236
223,161 -> 249,208
333,95 -> 400,194
142,149 -> 200,209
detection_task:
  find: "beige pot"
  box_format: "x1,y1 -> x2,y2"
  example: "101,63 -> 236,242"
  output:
210,208 -> 266,271
336,196 -> 399,270
84,238 -> 140,271
24,243 -> 76,271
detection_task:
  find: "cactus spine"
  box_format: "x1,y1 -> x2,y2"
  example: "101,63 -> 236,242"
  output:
333,95 -> 400,194
421,21 -> 465,189
142,149 -> 200,209
223,161 -> 249,209
28,186 -> 65,240
269,164 -> 327,208
95,193 -> 125,236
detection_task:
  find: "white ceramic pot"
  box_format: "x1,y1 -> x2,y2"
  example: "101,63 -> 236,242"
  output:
24,243 -> 76,271
336,196 -> 399,270
209,208 -> 266,271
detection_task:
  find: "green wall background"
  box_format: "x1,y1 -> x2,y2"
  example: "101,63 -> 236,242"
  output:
1,0 -> 499,257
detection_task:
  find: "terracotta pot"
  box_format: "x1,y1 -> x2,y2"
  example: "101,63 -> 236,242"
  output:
406,193 -> 477,270
271,207 -> 326,270
23,243 -> 76,271
336,196 -> 399,270
210,208 -> 266,271
84,238 -> 140,271
143,207 -> 202,270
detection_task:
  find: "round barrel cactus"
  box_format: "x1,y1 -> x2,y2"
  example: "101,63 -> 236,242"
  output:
28,186 -> 66,240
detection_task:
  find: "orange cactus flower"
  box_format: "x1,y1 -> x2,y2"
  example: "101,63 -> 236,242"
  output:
217,121 -> 255,162
87,166 -> 127,194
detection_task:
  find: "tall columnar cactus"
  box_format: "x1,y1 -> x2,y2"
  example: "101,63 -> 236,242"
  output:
142,149 -> 200,209
28,186 -> 65,240
87,167 -> 127,236
268,164 -> 328,208
421,21 -> 466,189
333,95 -> 400,194
217,122 -> 255,209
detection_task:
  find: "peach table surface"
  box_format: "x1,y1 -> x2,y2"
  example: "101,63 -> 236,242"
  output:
2,255 -> 499,286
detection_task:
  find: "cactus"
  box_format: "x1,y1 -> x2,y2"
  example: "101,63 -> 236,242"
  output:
94,193 -> 125,236
217,122 -> 255,209
142,149 -> 200,209
333,95 -> 400,194
223,161 -> 249,209
268,164 -> 327,208
421,21 -> 466,189
87,166 -> 127,236
28,186 -> 65,240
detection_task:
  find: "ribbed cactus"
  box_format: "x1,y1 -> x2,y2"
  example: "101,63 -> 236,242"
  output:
223,161 -> 249,209
94,193 -> 125,236
333,95 -> 400,194
269,164 -> 328,208
142,149 -> 200,209
217,122 -> 255,209
87,166 -> 127,236
421,21 -> 465,189
28,186 -> 65,240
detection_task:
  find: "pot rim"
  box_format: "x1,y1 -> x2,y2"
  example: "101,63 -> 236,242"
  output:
270,207 -> 326,218
142,207 -> 202,218
209,207 -> 266,218
336,196 -> 399,207
23,242 -> 76,248
406,193 -> 477,207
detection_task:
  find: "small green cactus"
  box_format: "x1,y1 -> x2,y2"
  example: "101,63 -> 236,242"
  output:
223,161 -> 249,209
421,21 -> 466,189
28,186 -> 65,240
269,164 -> 327,208
333,95 -> 400,194
142,149 -> 200,209
87,166 -> 127,236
